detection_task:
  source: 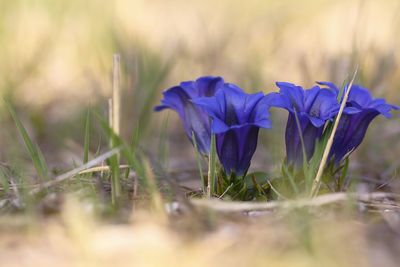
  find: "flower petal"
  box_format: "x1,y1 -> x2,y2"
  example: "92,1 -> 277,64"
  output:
154,76 -> 226,155
276,82 -> 305,112
316,81 -> 339,91
347,86 -> 373,107
194,76 -> 225,97
193,83 -> 271,176
285,114 -> 324,167
216,126 -> 260,176
265,92 -> 292,111
329,111 -> 379,164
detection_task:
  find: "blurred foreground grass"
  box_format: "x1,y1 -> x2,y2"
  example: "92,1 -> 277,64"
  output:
0,0 -> 400,266
0,197 -> 396,267
1,0 -> 399,168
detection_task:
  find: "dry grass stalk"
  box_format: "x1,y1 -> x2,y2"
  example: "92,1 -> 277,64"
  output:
112,54 -> 121,136
189,192 -> 399,213
108,98 -> 113,151
29,148 -> 121,195
310,67 -> 358,196
78,165 -> 130,174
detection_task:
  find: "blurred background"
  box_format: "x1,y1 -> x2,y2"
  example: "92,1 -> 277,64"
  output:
1,1 -> 400,266
0,0 -> 399,183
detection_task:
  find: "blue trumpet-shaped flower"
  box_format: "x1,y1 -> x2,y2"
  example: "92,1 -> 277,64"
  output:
154,76 -> 224,155
318,82 -> 399,164
266,82 -> 340,167
193,84 -> 272,176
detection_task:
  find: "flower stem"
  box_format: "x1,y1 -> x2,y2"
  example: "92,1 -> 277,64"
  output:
192,132 -> 206,194
207,134 -> 217,198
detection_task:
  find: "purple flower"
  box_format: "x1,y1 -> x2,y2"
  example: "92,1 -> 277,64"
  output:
318,82 -> 399,164
154,76 -> 224,155
193,84 -> 272,176
266,82 -> 340,167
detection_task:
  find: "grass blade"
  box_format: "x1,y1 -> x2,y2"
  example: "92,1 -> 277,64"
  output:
83,108 -> 91,164
4,100 -> 48,181
108,150 -> 121,206
282,163 -> 300,196
0,166 -> 10,193
94,110 -> 147,188
157,114 -> 169,171
337,158 -> 349,191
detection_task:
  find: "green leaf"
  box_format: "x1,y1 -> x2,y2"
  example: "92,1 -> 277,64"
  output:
337,158 -> 349,191
282,163 -> 300,196
5,100 -> 48,181
244,172 -> 269,189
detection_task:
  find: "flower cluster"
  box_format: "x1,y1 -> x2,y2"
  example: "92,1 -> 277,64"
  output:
193,84 -> 272,176
267,81 -> 398,167
155,76 -> 398,191
156,76 -> 272,177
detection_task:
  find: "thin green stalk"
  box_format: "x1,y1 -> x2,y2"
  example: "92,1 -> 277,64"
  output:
94,110 -> 147,193
109,151 -> 121,206
337,158 -> 349,191
293,110 -> 308,171
157,115 -> 169,171
192,132 -> 205,193
292,109 -> 312,192
80,107 -> 98,194
207,134 -> 217,198
0,166 -> 10,193
83,108 -> 91,164
282,164 -> 299,196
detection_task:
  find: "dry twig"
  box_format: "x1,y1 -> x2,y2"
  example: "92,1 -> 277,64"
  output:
29,148 -> 121,195
188,192 -> 399,213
